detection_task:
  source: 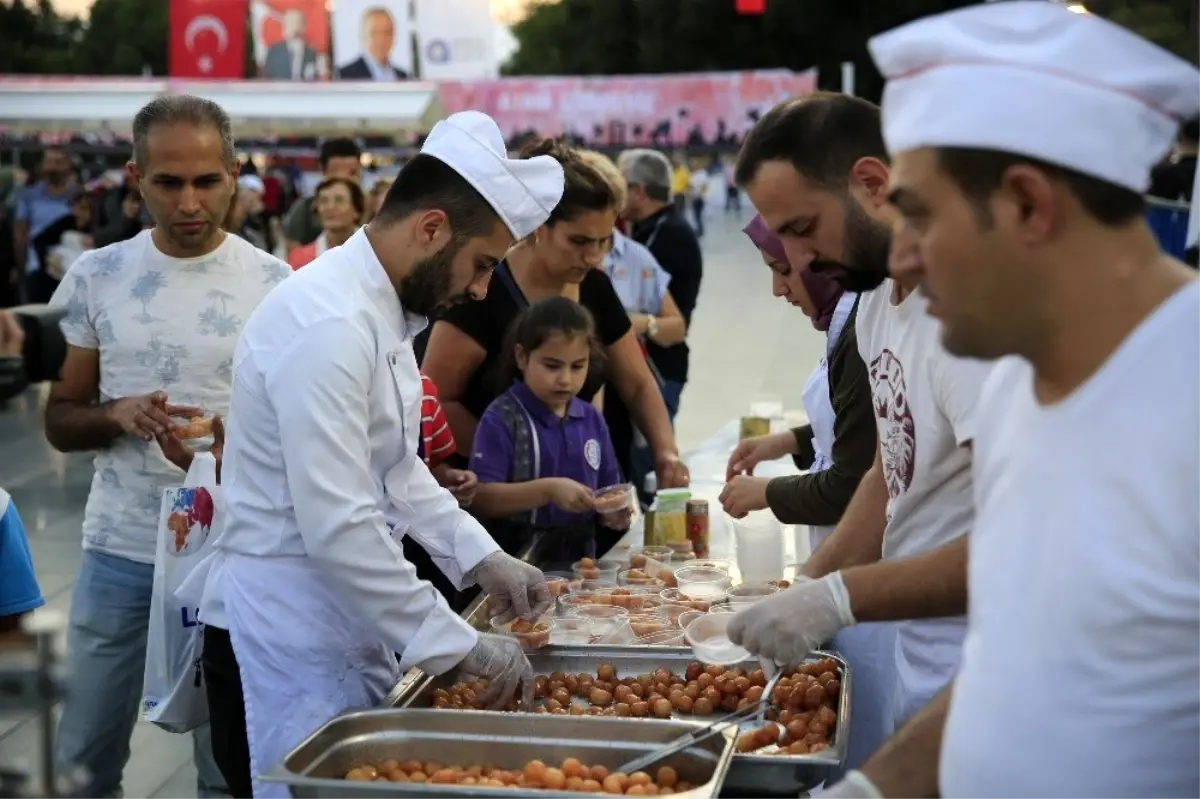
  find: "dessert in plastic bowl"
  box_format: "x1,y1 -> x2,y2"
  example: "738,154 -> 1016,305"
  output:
683,612 -> 752,665
726,582 -> 781,605
616,568 -> 666,589
593,482 -> 634,514
659,588 -> 718,612
542,570 -> 575,597
571,557 -> 621,582
624,614 -> 673,638
629,545 -> 674,567
491,615 -> 551,649
677,609 -> 707,630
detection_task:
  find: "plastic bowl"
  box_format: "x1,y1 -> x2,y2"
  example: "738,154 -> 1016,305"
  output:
629,546 -> 674,568
708,603 -> 738,614
542,570 -> 575,597
630,629 -> 687,647
491,616 -> 551,649
548,617 -> 594,646
617,568 -> 667,589
565,604 -> 629,637
556,591 -> 607,617
571,558 -> 622,583
684,612 -> 751,665
594,483 -> 635,515
657,601 -> 695,626
677,610 -> 707,630
726,582 -> 781,605
624,614 -> 672,638
679,558 -> 734,572
659,588 -> 717,612
674,566 -> 732,602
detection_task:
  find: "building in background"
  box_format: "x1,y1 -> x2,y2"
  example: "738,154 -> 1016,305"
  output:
252,0 -> 329,80
333,1 -> 413,80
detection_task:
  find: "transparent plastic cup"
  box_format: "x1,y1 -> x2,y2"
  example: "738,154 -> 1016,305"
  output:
565,604 -> 629,638
571,558 -> 622,584
631,629 -> 686,647
679,558 -> 734,572
708,602 -> 739,614
548,617 -> 594,646
594,483 -> 635,527
677,610 -> 707,630
726,583 -> 781,606
629,545 -> 674,567
733,511 -> 786,583
490,616 -> 551,649
542,570 -> 575,598
674,566 -> 732,602
617,568 -> 666,590
659,588 -> 716,612
624,614 -> 672,638
556,591 -> 607,617
684,612 -> 751,665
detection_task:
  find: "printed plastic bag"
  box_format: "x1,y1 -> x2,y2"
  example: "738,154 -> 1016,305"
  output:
142,453 -> 221,733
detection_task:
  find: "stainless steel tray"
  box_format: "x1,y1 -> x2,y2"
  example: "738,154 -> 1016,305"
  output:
389,646 -> 851,796
262,708 -> 736,798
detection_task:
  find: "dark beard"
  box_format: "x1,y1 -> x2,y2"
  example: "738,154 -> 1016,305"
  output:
810,199 -> 892,294
399,239 -> 463,318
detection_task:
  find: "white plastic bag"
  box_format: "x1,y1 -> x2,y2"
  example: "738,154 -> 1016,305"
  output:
142,453 -> 221,733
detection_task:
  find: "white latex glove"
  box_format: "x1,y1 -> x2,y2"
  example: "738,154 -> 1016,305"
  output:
466,551 -> 552,624
726,572 -> 855,666
457,632 -> 535,710
821,770 -> 884,798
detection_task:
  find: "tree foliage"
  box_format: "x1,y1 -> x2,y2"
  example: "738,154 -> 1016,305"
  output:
504,0 -> 1199,101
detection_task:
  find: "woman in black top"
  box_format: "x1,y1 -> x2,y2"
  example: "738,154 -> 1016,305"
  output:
422,139 -> 690,502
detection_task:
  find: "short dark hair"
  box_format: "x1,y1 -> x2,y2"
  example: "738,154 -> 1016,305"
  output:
936,147 -> 1145,228
372,153 -> 499,239
493,296 -> 605,392
314,176 -> 366,222
133,95 -> 235,170
736,92 -> 888,190
319,138 -> 362,171
519,138 -> 616,225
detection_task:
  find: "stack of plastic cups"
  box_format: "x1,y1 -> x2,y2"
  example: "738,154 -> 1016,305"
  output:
732,509 -> 785,584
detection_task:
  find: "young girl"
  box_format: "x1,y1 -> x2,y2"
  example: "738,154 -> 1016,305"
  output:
471,297 -> 630,569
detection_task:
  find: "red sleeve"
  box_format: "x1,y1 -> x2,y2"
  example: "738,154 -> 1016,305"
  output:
420,374 -> 456,468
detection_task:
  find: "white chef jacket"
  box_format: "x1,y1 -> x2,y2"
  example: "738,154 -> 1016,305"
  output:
190,227 -> 498,673
942,283 -> 1200,797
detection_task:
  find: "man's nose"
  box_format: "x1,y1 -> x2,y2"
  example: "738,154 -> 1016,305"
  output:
467,270 -> 493,301
179,185 -> 201,215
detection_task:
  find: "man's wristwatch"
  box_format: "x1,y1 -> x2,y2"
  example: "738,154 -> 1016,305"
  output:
646,316 -> 659,341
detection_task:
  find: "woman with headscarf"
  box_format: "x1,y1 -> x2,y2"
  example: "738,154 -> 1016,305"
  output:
721,214 -> 892,774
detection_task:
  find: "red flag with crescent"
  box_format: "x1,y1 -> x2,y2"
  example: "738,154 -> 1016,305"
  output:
170,0 -> 249,79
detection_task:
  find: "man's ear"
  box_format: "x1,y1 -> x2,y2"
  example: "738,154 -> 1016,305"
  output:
849,157 -> 892,211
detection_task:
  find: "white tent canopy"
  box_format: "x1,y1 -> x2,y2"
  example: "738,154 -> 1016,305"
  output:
0,78 -> 442,136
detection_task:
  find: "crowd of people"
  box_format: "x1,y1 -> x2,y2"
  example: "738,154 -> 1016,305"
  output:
0,2 -> 1196,798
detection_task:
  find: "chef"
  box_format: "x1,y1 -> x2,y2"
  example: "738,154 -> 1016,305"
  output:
820,3 -> 1200,797
181,111 -> 566,799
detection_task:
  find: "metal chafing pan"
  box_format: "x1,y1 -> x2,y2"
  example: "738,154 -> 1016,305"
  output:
388,646 -> 851,797
261,708 -> 736,798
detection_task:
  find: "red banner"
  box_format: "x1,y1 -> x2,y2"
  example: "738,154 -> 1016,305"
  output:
169,0 -> 248,79
736,0 -> 766,13
437,70 -> 818,149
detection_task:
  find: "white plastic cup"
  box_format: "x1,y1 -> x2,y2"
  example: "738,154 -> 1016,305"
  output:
733,510 -> 785,583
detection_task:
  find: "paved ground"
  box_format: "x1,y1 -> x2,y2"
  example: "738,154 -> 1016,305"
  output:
0,206 -> 827,797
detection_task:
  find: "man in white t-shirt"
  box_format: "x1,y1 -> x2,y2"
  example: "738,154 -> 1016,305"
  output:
45,95 -> 290,797
727,91 -> 992,744
822,5 -> 1199,798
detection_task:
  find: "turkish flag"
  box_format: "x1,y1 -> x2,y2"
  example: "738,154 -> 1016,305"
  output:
736,0 -> 766,13
170,0 -> 249,79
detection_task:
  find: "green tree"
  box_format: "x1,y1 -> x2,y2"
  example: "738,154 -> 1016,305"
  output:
72,0 -> 169,76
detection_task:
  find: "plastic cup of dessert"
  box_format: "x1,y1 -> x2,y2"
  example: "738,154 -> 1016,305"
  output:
593,483 -> 635,525
625,614 -> 672,638
631,629 -> 686,647
726,582 -> 781,606
556,591 -> 607,618
542,570 -> 575,597
674,566 -> 732,602
571,559 -> 622,584
566,604 -> 630,637
617,594 -> 664,615
659,588 -> 717,612
684,612 -> 752,665
630,545 -> 674,565
548,617 -> 594,646
657,601 -> 695,626
490,616 -> 551,649
617,568 -> 666,590
676,610 -> 708,630
679,558 -> 734,572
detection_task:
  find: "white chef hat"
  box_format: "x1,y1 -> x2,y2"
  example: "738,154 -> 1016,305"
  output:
420,110 -> 565,239
868,1 -> 1200,193
237,175 -> 265,195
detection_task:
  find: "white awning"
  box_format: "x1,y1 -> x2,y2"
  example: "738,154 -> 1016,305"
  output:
0,77 -> 442,136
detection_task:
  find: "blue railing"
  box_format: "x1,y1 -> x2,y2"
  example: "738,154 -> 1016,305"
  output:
1146,196 -> 1192,259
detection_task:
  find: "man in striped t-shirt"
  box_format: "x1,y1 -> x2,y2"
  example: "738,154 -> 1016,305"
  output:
420,373 -> 477,506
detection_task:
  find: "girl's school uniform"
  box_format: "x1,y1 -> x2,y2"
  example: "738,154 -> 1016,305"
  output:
471,381 -> 622,569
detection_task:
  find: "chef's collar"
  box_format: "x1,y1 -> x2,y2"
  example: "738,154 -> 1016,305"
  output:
421,111 -> 565,239
349,228 -> 428,342
511,380 -> 587,426
869,1 -> 1200,193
